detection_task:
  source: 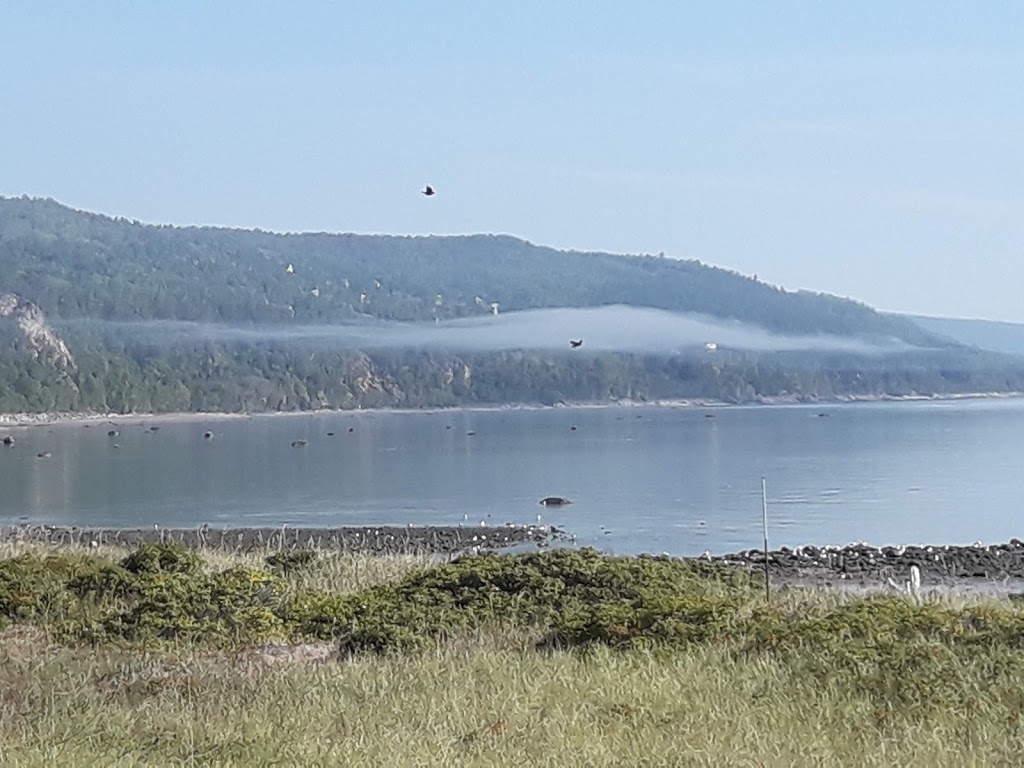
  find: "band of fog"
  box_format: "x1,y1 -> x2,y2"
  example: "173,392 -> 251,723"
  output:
68,306 -> 913,355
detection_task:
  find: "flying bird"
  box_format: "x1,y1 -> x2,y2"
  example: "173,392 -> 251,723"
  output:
569,339 -> 583,348
421,185 -> 435,197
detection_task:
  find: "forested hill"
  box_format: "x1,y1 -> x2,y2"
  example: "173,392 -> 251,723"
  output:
2,196 -> 1020,415
0,196 -> 942,346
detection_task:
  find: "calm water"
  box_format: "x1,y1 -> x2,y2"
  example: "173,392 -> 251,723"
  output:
2,399 -> 1023,556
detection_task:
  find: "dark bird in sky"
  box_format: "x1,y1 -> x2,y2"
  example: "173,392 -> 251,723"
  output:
569,339 -> 583,348
421,185 -> 435,197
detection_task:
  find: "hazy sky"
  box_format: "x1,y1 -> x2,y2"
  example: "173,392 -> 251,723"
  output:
3,3 -> 1023,321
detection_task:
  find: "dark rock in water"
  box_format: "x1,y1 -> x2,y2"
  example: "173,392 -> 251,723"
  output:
326,432 -> 335,437
150,426 -> 160,431
1,436 -> 13,446
539,496 -> 572,507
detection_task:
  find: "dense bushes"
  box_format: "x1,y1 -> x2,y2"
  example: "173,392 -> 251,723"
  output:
4,542 -> 1024,689
0,545 -> 754,649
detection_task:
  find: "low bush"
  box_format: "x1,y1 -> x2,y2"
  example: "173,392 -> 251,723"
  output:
265,549 -> 319,575
4,543 -> 1024,673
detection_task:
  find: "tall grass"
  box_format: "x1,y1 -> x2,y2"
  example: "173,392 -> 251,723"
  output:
1,542 -> 1024,766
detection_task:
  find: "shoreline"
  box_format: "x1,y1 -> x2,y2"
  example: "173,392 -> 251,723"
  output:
6,524 -> 1024,598
1,389 -> 1022,429
710,539 -> 1024,598
0,523 -> 564,556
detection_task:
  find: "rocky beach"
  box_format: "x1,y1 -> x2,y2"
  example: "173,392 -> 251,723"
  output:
709,539 -> 1024,595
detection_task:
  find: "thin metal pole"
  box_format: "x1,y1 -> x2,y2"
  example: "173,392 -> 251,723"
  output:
761,476 -> 770,603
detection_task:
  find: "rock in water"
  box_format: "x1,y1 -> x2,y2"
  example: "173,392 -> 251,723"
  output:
539,497 -> 572,507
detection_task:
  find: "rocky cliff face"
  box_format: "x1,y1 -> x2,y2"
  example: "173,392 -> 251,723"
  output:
0,293 -> 76,372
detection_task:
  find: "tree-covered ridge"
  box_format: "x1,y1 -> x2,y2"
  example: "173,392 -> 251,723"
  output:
0,196 -> 943,345
1,329 -> 1021,416
2,195 -> 1012,416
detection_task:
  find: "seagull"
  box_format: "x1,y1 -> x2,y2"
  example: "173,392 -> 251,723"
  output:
569,339 -> 583,348
421,185 -> 435,197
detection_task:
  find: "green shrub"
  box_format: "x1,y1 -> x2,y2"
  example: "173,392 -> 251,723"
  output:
0,554 -> 101,623
106,568 -> 286,644
6,543 -> 1024,672
67,564 -> 138,601
283,592 -> 356,640
265,550 -> 318,575
120,542 -> 202,576
540,594 -> 746,651
312,548 -> 755,654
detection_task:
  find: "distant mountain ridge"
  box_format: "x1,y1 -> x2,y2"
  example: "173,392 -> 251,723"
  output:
0,195 -> 945,347
907,315 -> 1024,358
4,195 -> 1020,416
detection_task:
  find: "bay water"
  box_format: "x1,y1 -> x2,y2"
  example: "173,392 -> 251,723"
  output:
2,399 -> 1022,556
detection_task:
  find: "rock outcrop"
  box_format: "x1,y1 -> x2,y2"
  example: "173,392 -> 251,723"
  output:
0,293 -> 76,372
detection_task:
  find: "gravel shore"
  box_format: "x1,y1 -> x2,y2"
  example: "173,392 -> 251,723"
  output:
7,525 -> 1024,596
709,539 -> 1024,596
0,523 -> 563,556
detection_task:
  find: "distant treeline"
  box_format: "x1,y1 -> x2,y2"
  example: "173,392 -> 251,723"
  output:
1,328 -> 1020,414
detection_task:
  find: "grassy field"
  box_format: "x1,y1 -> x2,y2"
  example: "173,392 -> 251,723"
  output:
2,541 -> 1024,766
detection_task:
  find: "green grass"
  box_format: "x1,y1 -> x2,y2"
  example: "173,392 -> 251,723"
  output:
2,542 -> 1024,765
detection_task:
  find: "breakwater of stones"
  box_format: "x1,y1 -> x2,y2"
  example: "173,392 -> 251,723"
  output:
0,524 -> 562,556
709,540 -> 1024,582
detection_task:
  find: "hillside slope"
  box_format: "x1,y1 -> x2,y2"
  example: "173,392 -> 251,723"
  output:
3,196 -> 1018,416
909,315 -> 1024,358
0,196 -> 944,346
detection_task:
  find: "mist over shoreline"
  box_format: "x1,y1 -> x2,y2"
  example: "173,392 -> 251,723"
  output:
62,305 -> 918,356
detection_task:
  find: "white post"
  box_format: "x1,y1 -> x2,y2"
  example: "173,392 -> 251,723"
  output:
761,476 -> 770,602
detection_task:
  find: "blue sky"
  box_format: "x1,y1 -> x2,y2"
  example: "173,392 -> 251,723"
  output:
3,2 -> 1023,321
